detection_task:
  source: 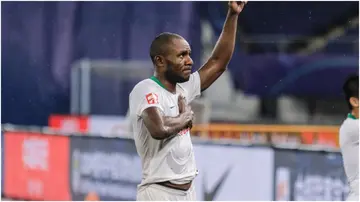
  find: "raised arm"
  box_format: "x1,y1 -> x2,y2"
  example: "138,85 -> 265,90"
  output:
198,1 -> 247,91
141,96 -> 193,140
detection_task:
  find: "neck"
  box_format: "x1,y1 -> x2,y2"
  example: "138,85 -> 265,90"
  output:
351,109 -> 359,119
153,73 -> 177,93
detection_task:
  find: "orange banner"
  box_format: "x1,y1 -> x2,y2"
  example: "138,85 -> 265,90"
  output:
191,124 -> 339,148
4,131 -> 71,200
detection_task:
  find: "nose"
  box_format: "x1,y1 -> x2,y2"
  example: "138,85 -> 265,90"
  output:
185,56 -> 193,66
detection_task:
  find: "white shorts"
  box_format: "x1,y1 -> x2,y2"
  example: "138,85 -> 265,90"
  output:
137,183 -> 196,201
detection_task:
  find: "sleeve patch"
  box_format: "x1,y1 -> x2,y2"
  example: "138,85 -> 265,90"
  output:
146,93 -> 159,104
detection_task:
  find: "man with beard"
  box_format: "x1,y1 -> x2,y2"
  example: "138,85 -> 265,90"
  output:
129,1 -> 247,200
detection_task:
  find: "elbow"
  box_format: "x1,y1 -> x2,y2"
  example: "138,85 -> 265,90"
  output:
209,55 -> 220,61
151,133 -> 166,140
219,64 -> 228,72
210,48 -> 234,62
150,127 -> 170,140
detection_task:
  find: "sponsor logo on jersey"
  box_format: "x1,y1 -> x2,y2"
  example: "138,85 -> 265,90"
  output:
146,93 -> 159,104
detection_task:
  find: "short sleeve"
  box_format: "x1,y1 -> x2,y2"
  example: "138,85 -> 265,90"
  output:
129,83 -> 164,117
179,71 -> 201,103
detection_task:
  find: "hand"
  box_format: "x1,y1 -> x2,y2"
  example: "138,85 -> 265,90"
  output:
228,1 -> 247,15
178,95 -> 187,114
181,108 -> 194,129
178,95 -> 194,129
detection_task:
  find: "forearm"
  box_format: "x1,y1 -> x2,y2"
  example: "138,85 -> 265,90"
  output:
142,107 -> 190,140
147,114 -> 188,140
210,10 -> 238,63
160,115 -> 188,138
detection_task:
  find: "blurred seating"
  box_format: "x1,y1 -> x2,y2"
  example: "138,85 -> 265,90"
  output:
200,2 -> 358,124
277,96 -> 310,124
240,2 -> 355,36
203,70 -> 260,122
311,99 -> 349,125
324,27 -> 359,54
2,2 -> 202,125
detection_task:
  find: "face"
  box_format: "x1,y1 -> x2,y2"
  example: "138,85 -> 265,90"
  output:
156,37 -> 193,84
350,96 -> 359,110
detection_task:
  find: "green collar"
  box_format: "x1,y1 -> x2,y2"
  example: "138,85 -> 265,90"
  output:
347,113 -> 358,120
150,76 -> 166,90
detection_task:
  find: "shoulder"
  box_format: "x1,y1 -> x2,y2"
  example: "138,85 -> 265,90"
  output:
339,118 -> 359,143
129,79 -> 164,116
177,72 -> 200,88
130,79 -> 159,97
177,72 -> 201,102
340,118 -> 358,133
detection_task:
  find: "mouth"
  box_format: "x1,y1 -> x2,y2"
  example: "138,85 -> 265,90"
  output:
183,67 -> 192,74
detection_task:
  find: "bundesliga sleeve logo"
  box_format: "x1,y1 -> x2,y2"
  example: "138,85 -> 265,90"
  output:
146,93 -> 159,104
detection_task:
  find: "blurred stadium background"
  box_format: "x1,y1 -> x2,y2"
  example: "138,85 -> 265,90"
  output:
1,1 -> 359,201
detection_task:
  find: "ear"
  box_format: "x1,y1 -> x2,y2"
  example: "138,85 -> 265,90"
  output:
154,55 -> 165,67
349,97 -> 359,108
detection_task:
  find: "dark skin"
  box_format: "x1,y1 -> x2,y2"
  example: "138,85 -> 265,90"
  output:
349,96 -> 359,119
142,1 -> 247,140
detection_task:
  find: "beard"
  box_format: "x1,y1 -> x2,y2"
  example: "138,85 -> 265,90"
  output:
164,63 -> 189,84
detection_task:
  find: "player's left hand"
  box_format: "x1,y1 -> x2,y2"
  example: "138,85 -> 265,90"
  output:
228,1 -> 247,15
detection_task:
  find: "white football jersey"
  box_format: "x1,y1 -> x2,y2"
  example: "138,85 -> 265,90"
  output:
339,113 -> 359,201
129,72 -> 201,189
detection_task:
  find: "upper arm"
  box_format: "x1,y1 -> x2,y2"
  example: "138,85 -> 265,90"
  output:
129,84 -> 163,117
198,58 -> 227,92
141,107 -> 166,139
129,84 -> 166,139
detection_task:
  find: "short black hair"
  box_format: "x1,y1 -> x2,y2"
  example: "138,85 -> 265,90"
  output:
343,74 -> 359,110
149,32 -> 183,63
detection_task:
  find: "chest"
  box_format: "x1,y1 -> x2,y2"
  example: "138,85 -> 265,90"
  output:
160,87 -> 188,117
